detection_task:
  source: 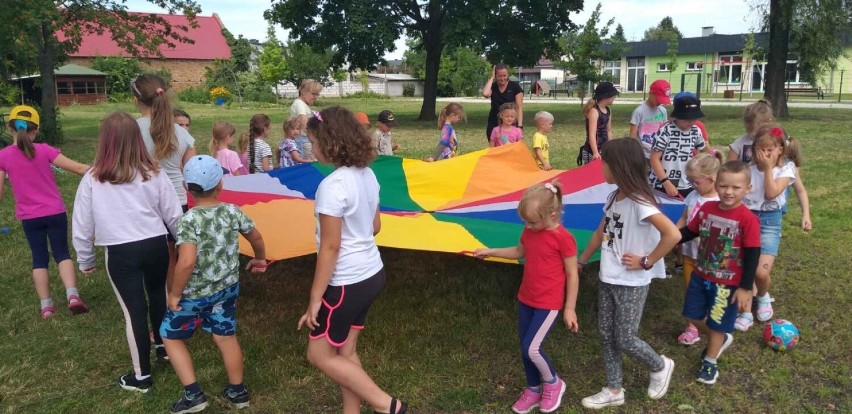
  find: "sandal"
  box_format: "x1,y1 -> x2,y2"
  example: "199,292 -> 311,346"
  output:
678,326 -> 701,345
375,398 -> 408,414
41,306 -> 56,319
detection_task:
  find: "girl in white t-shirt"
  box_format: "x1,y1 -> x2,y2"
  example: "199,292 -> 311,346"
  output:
735,125 -> 802,331
209,120 -> 243,176
243,114 -> 272,174
296,106 -> 407,414
675,152 -> 724,345
578,138 -> 680,410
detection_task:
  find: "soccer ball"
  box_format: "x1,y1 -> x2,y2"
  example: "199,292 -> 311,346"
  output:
763,319 -> 800,351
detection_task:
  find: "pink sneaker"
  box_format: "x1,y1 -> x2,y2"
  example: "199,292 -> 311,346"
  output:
67,295 -> 89,315
539,377 -> 566,413
678,326 -> 701,345
40,306 -> 56,319
511,388 -> 541,414
756,295 -> 774,322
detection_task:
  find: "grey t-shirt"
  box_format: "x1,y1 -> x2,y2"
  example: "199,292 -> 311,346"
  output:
630,102 -> 669,158
137,117 -> 196,204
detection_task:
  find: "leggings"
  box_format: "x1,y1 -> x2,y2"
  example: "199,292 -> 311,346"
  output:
105,235 -> 169,377
518,302 -> 559,387
21,212 -> 71,269
598,282 -> 664,389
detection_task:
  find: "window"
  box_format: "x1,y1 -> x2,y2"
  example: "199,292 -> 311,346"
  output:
56,82 -> 70,95
657,63 -> 670,72
686,62 -> 702,71
602,61 -> 621,84
785,61 -> 805,83
717,54 -> 743,84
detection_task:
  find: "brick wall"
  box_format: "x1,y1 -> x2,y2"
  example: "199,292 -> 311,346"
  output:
69,57 -> 214,91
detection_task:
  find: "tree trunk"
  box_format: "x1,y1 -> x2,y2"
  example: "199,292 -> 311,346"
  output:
418,13 -> 444,121
764,0 -> 792,118
36,22 -> 60,144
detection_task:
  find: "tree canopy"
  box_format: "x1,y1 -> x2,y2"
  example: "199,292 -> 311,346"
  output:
0,0 -> 200,143
266,0 -> 582,120
557,3 -> 622,94
642,16 -> 683,41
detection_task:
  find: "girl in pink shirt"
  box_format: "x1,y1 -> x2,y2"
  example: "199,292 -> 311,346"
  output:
209,120 -> 243,176
0,106 -> 91,318
490,102 -> 524,147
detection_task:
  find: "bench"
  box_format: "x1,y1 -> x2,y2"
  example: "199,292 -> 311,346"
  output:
785,87 -> 825,99
549,89 -> 573,98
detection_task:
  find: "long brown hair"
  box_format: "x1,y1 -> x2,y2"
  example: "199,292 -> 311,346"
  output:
209,120 -> 236,157
306,106 -> 375,168
132,74 -> 176,159
437,103 -> 465,127
601,138 -> 658,209
91,112 -> 158,184
743,99 -> 774,135
753,124 -> 802,167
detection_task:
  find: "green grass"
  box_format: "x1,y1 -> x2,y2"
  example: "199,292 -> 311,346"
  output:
1,99 -> 851,413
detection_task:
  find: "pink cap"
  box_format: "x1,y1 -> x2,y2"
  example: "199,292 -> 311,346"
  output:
649,80 -> 672,105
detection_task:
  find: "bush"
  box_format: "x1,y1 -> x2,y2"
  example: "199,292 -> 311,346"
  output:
92,56 -> 142,97
0,82 -> 20,106
178,86 -> 210,104
345,91 -> 390,99
402,83 -> 416,97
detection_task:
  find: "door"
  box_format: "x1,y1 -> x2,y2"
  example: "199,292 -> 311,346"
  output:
752,64 -> 765,92
627,58 -> 645,93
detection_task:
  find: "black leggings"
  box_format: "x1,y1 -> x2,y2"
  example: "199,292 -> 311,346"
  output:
105,235 -> 169,377
21,212 -> 71,269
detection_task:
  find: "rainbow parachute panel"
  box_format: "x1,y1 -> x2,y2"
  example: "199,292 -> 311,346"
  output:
216,143 -> 685,262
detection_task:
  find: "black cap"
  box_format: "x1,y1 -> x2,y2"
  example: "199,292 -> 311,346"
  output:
377,110 -> 399,127
593,82 -> 619,100
671,95 -> 705,120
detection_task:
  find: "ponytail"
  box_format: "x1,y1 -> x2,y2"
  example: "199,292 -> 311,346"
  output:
248,135 -> 256,174
582,98 -> 598,117
785,136 -> 802,167
131,74 -> 177,159
438,103 -> 465,127
8,109 -> 38,159
15,126 -> 35,159
245,114 -> 270,174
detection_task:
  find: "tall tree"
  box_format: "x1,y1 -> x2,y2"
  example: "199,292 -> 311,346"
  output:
612,24 -> 627,44
0,1 -> 199,143
281,41 -> 336,87
221,27 -> 254,73
258,26 -> 287,100
643,16 -> 683,41
557,3 -> 621,99
266,0 -> 582,120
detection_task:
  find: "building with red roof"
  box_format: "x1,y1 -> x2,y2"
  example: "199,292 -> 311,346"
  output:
62,13 -> 231,91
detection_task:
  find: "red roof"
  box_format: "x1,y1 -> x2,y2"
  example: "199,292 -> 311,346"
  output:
62,13 -> 231,60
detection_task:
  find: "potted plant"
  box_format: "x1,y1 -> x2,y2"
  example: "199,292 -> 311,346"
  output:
210,86 -> 230,106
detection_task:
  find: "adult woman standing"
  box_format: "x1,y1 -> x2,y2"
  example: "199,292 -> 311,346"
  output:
482,64 -> 524,143
290,79 -> 323,162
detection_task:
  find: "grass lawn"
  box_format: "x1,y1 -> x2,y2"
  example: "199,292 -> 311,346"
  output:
1,98 -> 850,413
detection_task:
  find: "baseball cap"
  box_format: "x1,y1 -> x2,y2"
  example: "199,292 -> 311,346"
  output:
649,80 -> 672,105
354,112 -> 371,127
377,110 -> 399,127
183,155 -> 225,192
9,105 -> 40,126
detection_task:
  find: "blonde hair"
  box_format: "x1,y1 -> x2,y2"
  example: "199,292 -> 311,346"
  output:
497,102 -> 517,125
438,103 -> 466,127
299,79 -> 323,95
582,97 -> 599,116
131,74 -> 177,159
686,150 -> 725,179
753,124 -> 802,167
534,111 -> 554,124
518,182 -> 563,224
743,99 -> 774,135
283,117 -> 300,135
209,120 -> 236,157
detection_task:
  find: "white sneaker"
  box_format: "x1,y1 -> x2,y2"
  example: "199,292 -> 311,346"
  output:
581,387 -> 625,410
647,355 -> 675,399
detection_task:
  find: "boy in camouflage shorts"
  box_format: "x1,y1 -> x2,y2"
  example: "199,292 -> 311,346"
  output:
160,155 -> 269,414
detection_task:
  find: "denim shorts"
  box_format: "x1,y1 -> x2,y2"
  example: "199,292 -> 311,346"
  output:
160,282 -> 239,339
682,273 -> 738,333
753,209 -> 782,256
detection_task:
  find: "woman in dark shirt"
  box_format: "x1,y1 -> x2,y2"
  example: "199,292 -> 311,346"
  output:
481,64 -> 524,143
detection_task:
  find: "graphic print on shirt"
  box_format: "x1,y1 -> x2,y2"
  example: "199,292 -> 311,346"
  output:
603,212 -> 623,249
639,111 -> 667,148
695,212 -> 742,281
660,128 -> 698,187
740,144 -> 753,163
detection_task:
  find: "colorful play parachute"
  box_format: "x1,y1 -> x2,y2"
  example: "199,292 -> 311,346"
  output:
217,143 -> 684,263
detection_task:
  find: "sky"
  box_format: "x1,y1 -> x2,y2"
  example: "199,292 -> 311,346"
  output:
124,0 -> 763,60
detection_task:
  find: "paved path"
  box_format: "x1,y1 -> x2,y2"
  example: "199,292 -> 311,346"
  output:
436,97 -> 852,109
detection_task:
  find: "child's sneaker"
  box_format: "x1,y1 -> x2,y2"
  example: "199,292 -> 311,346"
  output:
170,391 -> 209,414
700,333 -> 734,360
647,355 -> 674,399
118,373 -> 152,393
40,305 -> 56,319
756,295 -> 774,322
734,312 -> 754,331
67,295 -> 89,314
678,326 -> 701,345
511,388 -> 541,414
696,360 -> 719,385
155,345 -> 170,364
223,386 -> 250,409
539,377 -> 566,413
581,387 -> 625,410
